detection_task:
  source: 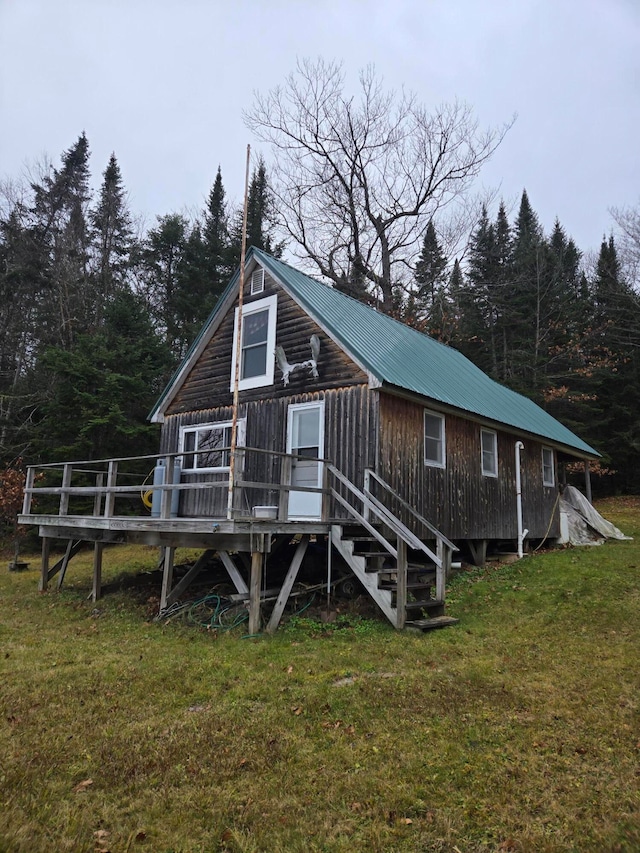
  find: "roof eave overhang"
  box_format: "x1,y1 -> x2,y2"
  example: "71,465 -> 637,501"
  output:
376,382 -> 601,461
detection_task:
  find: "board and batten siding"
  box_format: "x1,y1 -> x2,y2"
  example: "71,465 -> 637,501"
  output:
377,393 -> 560,541
161,386 -> 377,518
159,269 -> 377,518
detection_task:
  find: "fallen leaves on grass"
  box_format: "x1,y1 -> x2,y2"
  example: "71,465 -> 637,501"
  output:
73,778 -> 93,793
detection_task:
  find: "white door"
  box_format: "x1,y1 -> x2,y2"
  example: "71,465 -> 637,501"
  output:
287,402 -> 324,520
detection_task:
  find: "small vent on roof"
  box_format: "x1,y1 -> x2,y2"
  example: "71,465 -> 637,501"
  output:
250,268 -> 265,295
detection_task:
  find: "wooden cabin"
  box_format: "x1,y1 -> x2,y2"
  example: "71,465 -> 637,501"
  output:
19,247 -> 599,632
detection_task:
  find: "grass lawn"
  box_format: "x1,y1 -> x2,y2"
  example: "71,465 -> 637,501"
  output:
1,499 -> 639,852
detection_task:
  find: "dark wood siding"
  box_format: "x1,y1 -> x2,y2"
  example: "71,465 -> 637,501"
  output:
166,272 -> 368,415
160,385 -> 378,518
378,392 -> 560,541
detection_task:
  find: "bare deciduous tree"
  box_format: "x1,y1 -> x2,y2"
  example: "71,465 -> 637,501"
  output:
245,59 -> 513,309
610,201 -> 640,287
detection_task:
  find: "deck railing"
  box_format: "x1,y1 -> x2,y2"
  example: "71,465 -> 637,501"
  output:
20,447 -> 331,524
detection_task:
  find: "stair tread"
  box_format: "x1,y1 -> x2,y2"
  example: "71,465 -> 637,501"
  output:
405,616 -> 459,630
404,598 -> 445,610
379,581 -> 434,590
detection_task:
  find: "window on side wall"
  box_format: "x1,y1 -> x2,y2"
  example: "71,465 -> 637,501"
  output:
180,420 -> 246,472
230,294 -> 277,391
424,410 -> 446,468
542,447 -> 555,486
481,429 -> 498,477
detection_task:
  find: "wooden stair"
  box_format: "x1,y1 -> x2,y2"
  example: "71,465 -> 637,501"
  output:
331,525 -> 459,632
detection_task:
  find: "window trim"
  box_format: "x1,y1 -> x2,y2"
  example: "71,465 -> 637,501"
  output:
481,428 -> 498,477
179,419 -> 246,473
542,446 -> 555,487
230,294 -> 277,391
424,409 -> 446,468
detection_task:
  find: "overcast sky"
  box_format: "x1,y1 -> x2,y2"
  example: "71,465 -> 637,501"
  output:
1,0 -> 638,257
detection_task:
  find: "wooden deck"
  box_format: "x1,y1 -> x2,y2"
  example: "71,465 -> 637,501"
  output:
18,450 -> 457,633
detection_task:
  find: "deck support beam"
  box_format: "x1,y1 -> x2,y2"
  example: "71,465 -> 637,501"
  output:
56,539 -> 82,590
266,535 -> 309,634
92,542 -> 104,602
39,537 -> 51,591
159,546 -> 176,611
248,550 -> 264,635
166,549 -> 215,607
218,550 -> 249,595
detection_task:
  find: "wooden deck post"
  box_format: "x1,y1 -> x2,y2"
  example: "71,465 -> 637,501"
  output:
396,537 -> 407,630
278,455 -> 292,521
248,550 -> 263,635
59,463 -> 72,516
93,472 -> 104,517
104,461 -> 118,518
159,546 -> 176,611
22,467 -> 35,516
92,542 -> 104,602
436,539 -> 447,602
39,537 -> 51,592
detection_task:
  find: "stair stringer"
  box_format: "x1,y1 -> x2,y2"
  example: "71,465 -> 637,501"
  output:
331,525 -> 397,627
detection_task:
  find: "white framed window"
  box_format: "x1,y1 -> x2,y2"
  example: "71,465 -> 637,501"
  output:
542,447 -> 555,486
481,429 -> 498,477
230,294 -> 277,391
250,268 -> 265,295
180,419 -> 246,472
424,410 -> 446,468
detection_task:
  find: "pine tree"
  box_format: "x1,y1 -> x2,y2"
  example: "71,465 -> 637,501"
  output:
33,290 -> 172,463
414,221 -> 448,314
89,153 -> 134,325
202,166 -> 232,292
31,133 -> 93,349
228,159 -> 283,269
141,213 -> 189,356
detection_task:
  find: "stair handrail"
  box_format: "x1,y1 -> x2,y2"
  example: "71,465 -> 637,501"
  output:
327,463 -> 426,558
365,468 -> 456,552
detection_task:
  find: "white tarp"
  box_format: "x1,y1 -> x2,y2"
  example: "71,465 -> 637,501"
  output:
560,485 -> 632,546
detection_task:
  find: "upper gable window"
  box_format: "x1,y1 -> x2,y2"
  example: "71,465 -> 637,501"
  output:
230,294 -> 277,391
250,268 -> 265,295
481,429 -> 498,477
424,410 -> 445,468
542,447 -> 555,486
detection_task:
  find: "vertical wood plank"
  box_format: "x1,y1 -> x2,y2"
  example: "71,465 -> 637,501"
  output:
159,546 -> 176,611
93,473 -> 104,517
248,550 -> 263,635
396,537 -> 407,630
59,463 -> 72,516
104,461 -> 118,518
436,539 -> 446,602
39,537 -> 50,592
584,461 -> 592,504
56,539 -> 75,590
92,542 -> 104,602
22,467 -> 35,516
279,455 -> 291,521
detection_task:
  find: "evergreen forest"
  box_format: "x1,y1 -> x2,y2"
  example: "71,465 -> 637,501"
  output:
1,132 -> 639,524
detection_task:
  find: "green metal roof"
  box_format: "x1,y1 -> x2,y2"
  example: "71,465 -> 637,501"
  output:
151,246 -> 598,458
252,249 -> 598,458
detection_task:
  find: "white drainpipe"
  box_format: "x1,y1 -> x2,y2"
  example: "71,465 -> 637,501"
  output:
515,441 -> 529,559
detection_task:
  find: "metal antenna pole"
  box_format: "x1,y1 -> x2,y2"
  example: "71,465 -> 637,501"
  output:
227,144 -> 251,520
